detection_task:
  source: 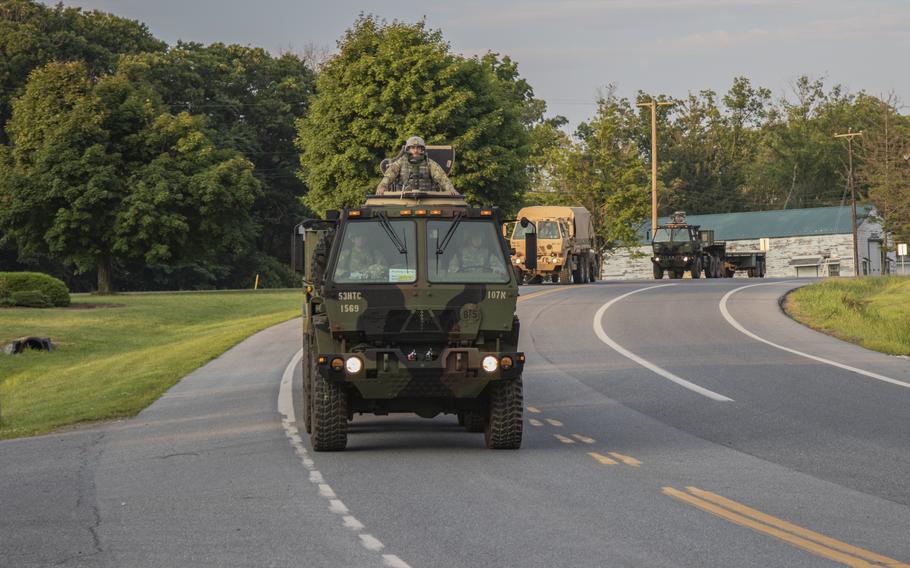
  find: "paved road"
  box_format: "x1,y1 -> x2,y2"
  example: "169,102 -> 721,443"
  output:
2,279 -> 908,567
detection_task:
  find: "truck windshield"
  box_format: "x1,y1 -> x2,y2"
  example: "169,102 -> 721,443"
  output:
332,220 -> 417,284
511,221 -> 560,240
428,220 -> 510,283
653,227 -> 692,243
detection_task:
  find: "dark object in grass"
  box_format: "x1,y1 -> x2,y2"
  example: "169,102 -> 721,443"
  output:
4,337 -> 54,355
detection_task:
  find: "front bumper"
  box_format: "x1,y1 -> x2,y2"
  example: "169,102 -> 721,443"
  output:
315,348 -> 525,399
651,255 -> 694,269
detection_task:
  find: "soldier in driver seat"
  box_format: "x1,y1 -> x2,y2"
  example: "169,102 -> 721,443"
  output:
376,136 -> 458,195
448,233 -> 505,275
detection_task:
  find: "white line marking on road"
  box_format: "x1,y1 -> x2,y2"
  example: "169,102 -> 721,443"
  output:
554,434 -> 575,444
528,418 -> 543,427
359,534 -> 385,551
572,434 -> 596,444
546,418 -> 563,427
278,349 -> 411,567
383,554 -> 413,568
593,285 -> 734,402
329,499 -> 349,514
526,406 -> 541,413
343,516 -> 365,530
720,282 -> 910,390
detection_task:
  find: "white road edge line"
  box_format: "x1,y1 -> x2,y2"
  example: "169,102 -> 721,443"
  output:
720,281 -> 910,390
592,284 -> 734,402
278,349 -> 414,568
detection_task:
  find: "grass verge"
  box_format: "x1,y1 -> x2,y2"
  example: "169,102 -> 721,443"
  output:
0,291 -> 300,440
784,276 -> 910,356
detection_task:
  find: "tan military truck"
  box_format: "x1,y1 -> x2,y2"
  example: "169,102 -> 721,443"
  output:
509,206 -> 601,284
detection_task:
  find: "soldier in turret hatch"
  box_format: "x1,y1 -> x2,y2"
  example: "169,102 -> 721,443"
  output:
376,136 -> 458,195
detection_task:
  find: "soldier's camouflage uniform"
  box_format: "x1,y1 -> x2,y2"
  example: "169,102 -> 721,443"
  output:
448,245 -> 504,274
377,155 -> 456,194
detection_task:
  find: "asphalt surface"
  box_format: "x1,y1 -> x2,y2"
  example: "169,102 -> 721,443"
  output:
2,279 -> 908,567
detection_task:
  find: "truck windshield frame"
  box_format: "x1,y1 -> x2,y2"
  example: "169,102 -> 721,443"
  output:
653,227 -> 693,243
428,220 -> 510,284
512,220 -> 560,240
331,219 -> 418,284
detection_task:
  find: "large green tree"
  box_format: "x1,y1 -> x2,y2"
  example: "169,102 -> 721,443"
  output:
116,44 -> 315,274
548,90 -> 650,250
296,16 -> 546,214
0,61 -> 259,293
858,97 -> 910,243
0,0 -> 165,142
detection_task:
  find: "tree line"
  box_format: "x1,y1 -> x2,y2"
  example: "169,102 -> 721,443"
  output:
1,2 -> 907,293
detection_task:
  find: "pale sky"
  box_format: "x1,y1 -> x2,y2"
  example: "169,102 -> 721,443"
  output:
48,0 -> 910,129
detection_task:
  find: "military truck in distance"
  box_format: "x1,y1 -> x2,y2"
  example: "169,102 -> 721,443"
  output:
509,206 -> 601,284
650,212 -> 766,279
292,188 -> 525,451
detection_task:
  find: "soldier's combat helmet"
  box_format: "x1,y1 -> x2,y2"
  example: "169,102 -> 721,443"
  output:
405,136 -> 426,150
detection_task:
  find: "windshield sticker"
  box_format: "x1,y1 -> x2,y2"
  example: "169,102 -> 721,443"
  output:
388,268 -> 417,282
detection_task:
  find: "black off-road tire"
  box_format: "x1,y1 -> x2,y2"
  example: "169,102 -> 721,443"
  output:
310,373 -> 347,451
691,258 -> 702,279
653,264 -> 664,279
303,358 -> 313,434
484,378 -> 523,449
462,411 -> 486,433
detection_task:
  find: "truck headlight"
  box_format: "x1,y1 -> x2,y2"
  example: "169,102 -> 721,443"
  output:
344,357 -> 362,374
482,355 -> 498,373
500,356 -> 513,370
682,256 -> 689,262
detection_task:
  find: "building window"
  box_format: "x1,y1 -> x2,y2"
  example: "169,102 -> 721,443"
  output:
827,263 -> 840,277
760,238 -> 770,251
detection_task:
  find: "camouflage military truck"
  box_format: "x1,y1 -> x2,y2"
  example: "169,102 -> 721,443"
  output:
650,212 -> 766,279
292,185 -> 525,451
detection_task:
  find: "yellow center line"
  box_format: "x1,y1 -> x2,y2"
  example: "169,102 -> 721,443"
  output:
517,285 -> 590,304
685,487 -> 910,568
554,434 -> 575,444
546,418 -> 564,427
588,452 -> 618,465
608,452 -> 641,467
572,434 -> 596,444
528,418 -> 543,427
526,406 -> 541,414
663,487 -> 908,568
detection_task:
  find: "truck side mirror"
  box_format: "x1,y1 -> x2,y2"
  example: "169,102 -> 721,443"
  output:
291,224 -> 306,273
524,232 -> 537,270
520,217 -> 531,228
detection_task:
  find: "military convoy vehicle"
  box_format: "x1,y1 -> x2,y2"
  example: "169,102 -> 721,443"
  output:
650,212 -> 766,279
292,149 -> 526,451
509,206 -> 601,284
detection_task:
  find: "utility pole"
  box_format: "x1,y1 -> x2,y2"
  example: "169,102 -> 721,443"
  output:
834,129 -> 864,276
637,99 -> 674,237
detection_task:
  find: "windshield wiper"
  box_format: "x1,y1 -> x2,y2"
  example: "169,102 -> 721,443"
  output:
377,213 -> 408,254
436,212 -> 464,255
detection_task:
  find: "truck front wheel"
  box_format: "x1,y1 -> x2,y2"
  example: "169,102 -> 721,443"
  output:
485,378 -> 523,449
653,264 -> 664,279
310,373 -> 348,451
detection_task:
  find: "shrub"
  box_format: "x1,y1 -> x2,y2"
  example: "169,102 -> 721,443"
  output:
0,272 -> 70,306
10,290 -> 51,307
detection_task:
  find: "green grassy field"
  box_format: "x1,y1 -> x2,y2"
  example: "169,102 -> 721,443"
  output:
0,291 -> 301,440
784,276 -> 910,356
